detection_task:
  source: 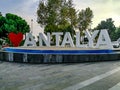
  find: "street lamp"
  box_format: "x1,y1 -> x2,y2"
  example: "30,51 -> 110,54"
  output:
31,19 -> 33,33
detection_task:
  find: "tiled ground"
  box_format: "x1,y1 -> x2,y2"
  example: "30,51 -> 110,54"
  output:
0,61 -> 120,90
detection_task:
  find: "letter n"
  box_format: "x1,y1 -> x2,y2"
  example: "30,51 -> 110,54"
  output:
39,33 -> 50,46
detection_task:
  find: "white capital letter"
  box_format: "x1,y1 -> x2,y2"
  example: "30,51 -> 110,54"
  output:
61,32 -> 74,47
52,32 -> 63,46
76,32 -> 87,47
85,30 -> 99,48
24,33 -> 36,46
39,33 -> 50,46
96,29 -> 113,49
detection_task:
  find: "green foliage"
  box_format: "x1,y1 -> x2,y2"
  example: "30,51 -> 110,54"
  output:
0,16 -> 8,38
94,18 -> 116,41
78,7 -> 93,32
45,24 -> 58,33
37,0 -> 77,35
0,37 -> 11,46
0,13 -> 30,38
0,12 -> 2,16
77,7 -> 93,42
5,13 -> 30,34
37,0 -> 94,44
113,27 -> 120,40
37,1 -> 48,26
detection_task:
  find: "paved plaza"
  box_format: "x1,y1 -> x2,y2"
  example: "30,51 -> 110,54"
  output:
1,61 -> 120,90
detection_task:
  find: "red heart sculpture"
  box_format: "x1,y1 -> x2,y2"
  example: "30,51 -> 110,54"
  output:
8,32 -> 23,47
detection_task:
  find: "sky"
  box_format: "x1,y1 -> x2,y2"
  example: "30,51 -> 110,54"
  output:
0,0 -> 120,37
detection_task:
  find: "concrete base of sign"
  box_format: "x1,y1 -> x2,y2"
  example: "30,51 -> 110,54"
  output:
0,47 -> 120,63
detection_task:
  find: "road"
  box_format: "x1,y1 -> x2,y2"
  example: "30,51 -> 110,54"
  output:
0,61 -> 120,90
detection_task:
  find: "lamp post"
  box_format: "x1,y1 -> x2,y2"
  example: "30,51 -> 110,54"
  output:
31,19 -> 33,33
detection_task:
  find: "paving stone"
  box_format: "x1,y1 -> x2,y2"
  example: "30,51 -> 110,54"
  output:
0,61 -> 120,90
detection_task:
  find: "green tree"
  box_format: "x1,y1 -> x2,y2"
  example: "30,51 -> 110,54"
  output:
0,13 -> 30,45
0,13 -> 30,38
94,18 -> 116,41
37,0 -> 94,44
0,15 -> 7,38
4,13 -> 30,34
113,27 -> 120,40
66,0 -> 77,36
77,7 -> 93,42
37,0 -> 77,35
78,7 -> 93,32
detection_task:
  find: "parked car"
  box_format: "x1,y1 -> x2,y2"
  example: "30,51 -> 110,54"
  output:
112,41 -> 119,48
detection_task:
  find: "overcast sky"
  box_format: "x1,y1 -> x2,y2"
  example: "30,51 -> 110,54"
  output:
0,0 -> 120,36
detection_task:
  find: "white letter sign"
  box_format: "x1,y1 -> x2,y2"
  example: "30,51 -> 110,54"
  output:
24,33 -> 36,46
96,29 -> 113,49
61,32 -> 74,47
52,32 -> 63,47
85,30 -> 99,48
39,33 -> 50,46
